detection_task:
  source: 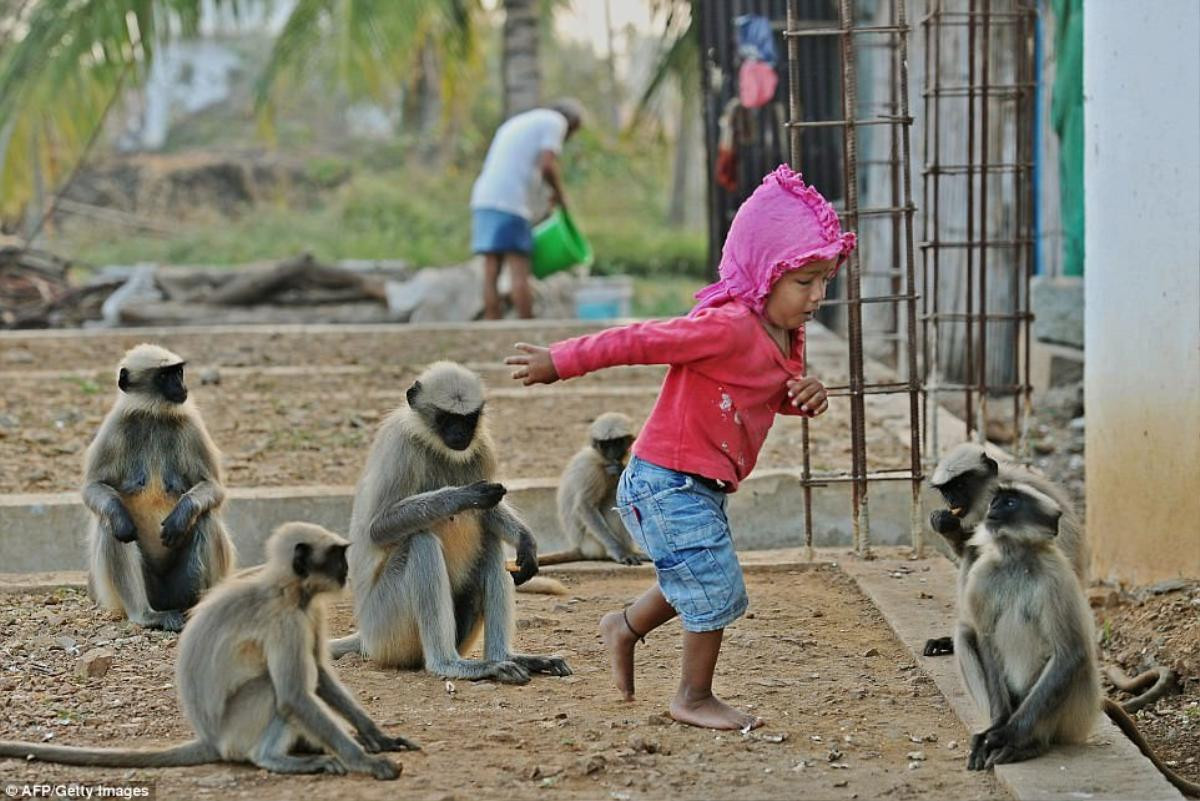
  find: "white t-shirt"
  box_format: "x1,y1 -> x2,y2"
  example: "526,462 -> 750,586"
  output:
470,109 -> 568,220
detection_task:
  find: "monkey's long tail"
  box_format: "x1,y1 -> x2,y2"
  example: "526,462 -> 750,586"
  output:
1105,665 -> 1178,714
0,739 -> 218,768
519,549 -> 586,567
1103,699 -> 1200,797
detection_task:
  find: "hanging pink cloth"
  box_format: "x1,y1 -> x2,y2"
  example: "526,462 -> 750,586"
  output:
692,164 -> 857,317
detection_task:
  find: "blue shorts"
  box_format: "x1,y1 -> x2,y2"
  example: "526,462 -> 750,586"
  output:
615,456 -> 748,632
471,208 -> 533,255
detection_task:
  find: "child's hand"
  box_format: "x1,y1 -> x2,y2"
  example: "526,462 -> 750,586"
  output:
787,376 -> 829,416
506,343 -> 560,386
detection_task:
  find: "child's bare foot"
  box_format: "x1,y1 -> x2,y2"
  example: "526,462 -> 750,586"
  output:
599,611 -> 637,701
669,688 -> 763,731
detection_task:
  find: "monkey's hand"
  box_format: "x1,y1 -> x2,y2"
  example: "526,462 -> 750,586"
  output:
511,534 -> 539,585
922,636 -> 954,657
105,502 -> 138,543
610,548 -> 646,566
929,509 -> 964,535
464,480 -> 507,511
980,723 -> 1025,768
356,754 -> 401,781
160,496 -> 198,548
359,729 -> 420,753
967,719 -> 1010,770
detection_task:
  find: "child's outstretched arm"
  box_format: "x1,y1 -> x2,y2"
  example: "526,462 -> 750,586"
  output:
506,313 -> 735,387
507,343 -> 560,386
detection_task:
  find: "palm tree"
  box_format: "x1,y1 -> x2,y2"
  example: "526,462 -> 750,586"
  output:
501,0 -> 539,117
0,0 -> 483,223
630,1 -> 699,226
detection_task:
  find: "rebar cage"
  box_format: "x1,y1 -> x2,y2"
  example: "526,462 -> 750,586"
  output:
920,0 -> 1038,461
784,0 -> 924,556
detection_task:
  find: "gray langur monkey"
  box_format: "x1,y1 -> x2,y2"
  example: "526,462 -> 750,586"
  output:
84,343 -> 235,632
0,523 -> 415,779
923,442 -> 1087,656
536,412 -> 647,566
329,362 -> 572,684
956,482 -> 1200,797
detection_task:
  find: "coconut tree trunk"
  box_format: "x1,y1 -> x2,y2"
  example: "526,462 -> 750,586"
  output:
668,89 -> 698,226
502,0 -> 540,118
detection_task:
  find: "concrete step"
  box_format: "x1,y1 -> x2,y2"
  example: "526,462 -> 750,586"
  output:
0,471 -> 938,573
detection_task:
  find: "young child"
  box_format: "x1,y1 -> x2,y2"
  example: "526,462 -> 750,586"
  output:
505,165 -> 855,731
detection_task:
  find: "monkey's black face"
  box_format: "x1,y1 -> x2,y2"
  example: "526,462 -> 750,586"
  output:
936,470 -> 987,516
155,363 -> 188,404
986,489 -> 1060,534
293,542 -> 350,587
594,436 -> 633,475
436,409 -> 481,451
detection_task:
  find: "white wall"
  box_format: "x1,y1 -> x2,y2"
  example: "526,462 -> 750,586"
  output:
1084,2 -> 1200,582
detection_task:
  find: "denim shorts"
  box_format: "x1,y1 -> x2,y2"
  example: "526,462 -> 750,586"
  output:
471,208 -> 533,255
615,456 -> 748,632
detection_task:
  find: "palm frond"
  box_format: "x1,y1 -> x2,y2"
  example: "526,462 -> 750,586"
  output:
627,1 -> 697,133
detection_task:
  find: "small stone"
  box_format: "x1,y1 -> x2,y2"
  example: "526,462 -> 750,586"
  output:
1069,416 -> 1086,432
946,740 -> 959,750
198,367 -> 221,386
77,648 -> 115,679
833,780 -> 848,788
574,755 -> 605,776
907,751 -> 926,761
3,349 -> 34,364
863,647 -> 880,658
1088,587 -> 1122,608
1148,579 -> 1189,596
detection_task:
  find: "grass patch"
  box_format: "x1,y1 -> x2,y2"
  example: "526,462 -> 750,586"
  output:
50,135 -> 708,281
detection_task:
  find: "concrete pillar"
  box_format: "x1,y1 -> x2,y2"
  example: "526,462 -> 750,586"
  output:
1083,2 -> 1200,582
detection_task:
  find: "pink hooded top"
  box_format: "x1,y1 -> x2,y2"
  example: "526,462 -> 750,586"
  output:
550,166 -> 856,490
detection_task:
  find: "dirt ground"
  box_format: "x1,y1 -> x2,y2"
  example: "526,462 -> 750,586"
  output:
0,357 -> 912,495
0,568 -> 1005,801
1093,578 -> 1200,786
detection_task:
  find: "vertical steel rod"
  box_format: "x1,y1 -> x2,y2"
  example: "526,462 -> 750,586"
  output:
785,0 -> 816,562
839,0 -> 871,554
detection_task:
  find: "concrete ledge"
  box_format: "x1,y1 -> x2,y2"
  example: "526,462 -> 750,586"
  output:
840,552 -> 1183,801
0,472 -> 932,572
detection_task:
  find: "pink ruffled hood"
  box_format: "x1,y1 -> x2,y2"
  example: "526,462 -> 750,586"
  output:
692,164 -> 856,317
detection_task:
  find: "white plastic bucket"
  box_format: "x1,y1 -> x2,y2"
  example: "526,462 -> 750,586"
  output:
574,277 -> 633,320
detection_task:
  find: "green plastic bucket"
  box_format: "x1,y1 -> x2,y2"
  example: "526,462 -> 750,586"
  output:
531,208 -> 593,278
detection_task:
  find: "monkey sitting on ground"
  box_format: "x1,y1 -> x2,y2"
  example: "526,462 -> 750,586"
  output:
84,344 -> 236,632
535,412 -> 647,566
329,362 -> 572,684
956,482 -> 1200,797
922,442 -> 1087,656
0,523 -> 414,779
